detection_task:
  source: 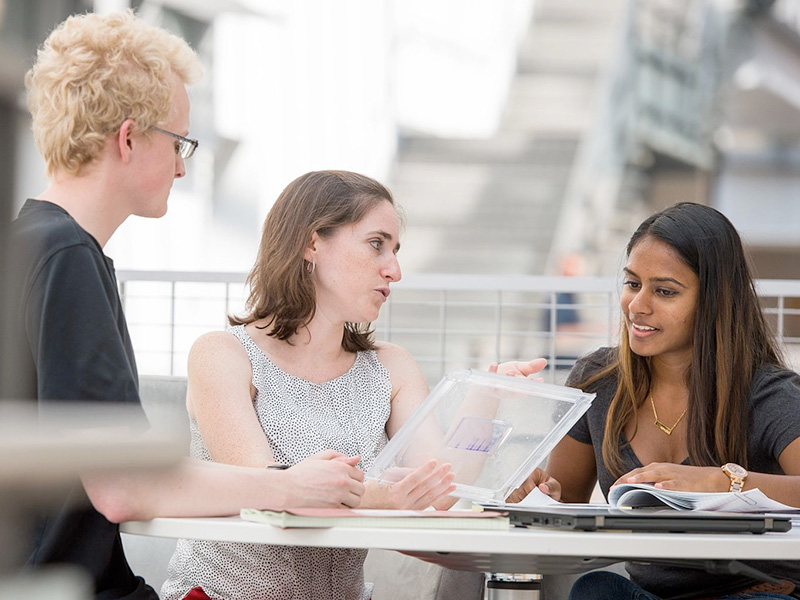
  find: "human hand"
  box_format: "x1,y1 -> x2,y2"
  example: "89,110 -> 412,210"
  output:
505,467 -> 562,503
613,462 -> 729,493
363,466 -> 458,510
284,450 -> 366,508
489,358 -> 548,380
364,460 -> 456,510
432,494 -> 459,511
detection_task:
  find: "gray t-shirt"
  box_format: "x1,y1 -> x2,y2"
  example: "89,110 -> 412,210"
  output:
567,347 -> 800,599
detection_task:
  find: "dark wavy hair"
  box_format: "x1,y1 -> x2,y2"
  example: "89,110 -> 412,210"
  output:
576,202 -> 784,476
229,170 -> 397,352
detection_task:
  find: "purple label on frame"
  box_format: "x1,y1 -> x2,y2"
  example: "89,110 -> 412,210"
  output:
445,417 -> 513,455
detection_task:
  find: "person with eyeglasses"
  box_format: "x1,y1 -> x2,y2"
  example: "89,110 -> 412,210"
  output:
4,11 -> 365,600
149,125 -> 199,160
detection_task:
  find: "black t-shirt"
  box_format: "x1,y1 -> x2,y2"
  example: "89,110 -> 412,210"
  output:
4,199 -> 157,600
567,347 -> 800,599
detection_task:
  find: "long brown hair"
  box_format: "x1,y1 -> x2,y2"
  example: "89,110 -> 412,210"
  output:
576,202 -> 784,477
229,170 -> 397,352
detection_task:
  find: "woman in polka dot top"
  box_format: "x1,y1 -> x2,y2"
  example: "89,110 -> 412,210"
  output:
161,170 -> 546,600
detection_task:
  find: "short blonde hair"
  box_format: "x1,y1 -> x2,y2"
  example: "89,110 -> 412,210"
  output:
25,10 -> 202,177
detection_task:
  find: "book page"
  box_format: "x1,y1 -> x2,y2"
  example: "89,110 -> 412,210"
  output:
491,487 -> 609,511
608,483 -> 799,513
515,487 -> 562,507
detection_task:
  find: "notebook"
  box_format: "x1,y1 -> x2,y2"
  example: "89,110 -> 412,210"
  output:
240,507 -> 511,530
501,504 -> 792,534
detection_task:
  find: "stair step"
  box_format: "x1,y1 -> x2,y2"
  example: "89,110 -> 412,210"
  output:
388,0 -> 621,276
394,138 -> 578,166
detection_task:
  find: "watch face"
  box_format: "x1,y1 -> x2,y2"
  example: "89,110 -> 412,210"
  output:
724,463 -> 747,478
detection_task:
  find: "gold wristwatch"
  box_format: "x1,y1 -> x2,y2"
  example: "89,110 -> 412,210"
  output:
721,462 -> 748,493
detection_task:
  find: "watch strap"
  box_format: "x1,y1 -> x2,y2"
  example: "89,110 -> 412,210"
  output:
721,463 -> 746,493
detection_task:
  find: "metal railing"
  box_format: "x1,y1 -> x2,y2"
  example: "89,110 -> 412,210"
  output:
117,271 -> 800,385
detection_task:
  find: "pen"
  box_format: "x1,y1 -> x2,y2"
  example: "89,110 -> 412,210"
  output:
267,464 -> 292,470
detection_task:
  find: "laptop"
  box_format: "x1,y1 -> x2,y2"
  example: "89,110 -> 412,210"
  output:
501,505 -> 792,534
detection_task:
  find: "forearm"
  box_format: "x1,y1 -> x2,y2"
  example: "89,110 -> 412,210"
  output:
740,472 -> 800,507
82,458 -> 288,523
545,437 -> 597,503
359,480 -> 448,510
84,453 -> 367,522
359,480 -> 391,508
358,461 -> 455,510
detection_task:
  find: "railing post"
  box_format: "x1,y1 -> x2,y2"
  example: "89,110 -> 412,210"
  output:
119,280 -> 127,312
439,290 -> 447,380
606,290 -> 615,347
548,291 -> 557,377
384,293 -> 393,343
224,282 -> 231,331
169,281 -> 176,376
494,290 -> 502,363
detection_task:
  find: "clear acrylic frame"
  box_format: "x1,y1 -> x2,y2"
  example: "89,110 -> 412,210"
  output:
366,369 -> 595,503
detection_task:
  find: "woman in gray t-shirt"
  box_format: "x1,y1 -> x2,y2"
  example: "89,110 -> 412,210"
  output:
512,202 -> 800,600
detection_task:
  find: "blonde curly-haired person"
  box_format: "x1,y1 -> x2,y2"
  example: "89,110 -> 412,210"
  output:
6,11 -> 364,599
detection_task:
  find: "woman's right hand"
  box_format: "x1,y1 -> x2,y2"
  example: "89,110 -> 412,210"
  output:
283,451 -> 366,508
362,460 -> 456,510
505,467 -> 562,503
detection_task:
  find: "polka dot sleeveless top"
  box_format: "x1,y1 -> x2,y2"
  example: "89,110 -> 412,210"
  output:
160,325 -> 392,600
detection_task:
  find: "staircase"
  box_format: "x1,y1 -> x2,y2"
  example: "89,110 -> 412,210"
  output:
388,0 -> 625,276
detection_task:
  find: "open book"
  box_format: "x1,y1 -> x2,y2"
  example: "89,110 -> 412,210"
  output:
607,483 -> 798,513
512,484 -> 798,513
240,507 -> 510,530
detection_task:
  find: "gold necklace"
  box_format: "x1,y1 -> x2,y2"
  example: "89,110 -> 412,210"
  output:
649,396 -> 687,436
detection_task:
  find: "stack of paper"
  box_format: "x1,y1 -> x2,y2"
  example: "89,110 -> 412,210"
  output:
607,483 -> 799,513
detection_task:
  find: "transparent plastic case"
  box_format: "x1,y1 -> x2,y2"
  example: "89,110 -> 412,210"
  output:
366,369 -> 595,503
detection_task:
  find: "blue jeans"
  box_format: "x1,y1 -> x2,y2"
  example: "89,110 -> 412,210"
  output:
569,571 -> 797,600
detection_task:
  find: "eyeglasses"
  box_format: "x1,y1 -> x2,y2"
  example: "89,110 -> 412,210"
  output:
149,126 -> 199,159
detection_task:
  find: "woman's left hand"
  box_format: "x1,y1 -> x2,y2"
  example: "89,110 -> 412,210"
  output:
362,460 -> 456,510
490,358 -> 547,379
613,462 -> 730,493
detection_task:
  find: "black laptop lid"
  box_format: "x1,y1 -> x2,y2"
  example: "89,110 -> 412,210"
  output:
505,505 -> 792,534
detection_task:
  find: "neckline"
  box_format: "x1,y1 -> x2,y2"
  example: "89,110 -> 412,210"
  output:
238,324 -> 363,387
621,432 -> 690,469
25,198 -> 107,254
